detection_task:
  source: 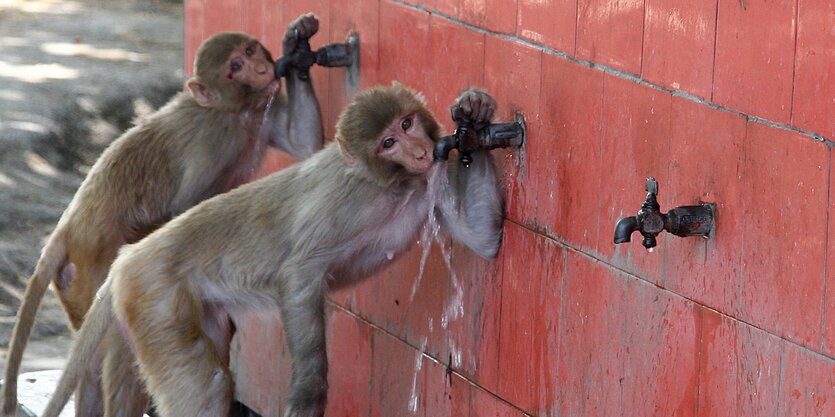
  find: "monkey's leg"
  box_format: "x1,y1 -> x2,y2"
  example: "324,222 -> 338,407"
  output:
67,256 -> 115,417
74,342 -> 105,417
280,271 -> 328,417
59,253 -> 115,329
102,327 -> 148,417
126,284 -> 232,417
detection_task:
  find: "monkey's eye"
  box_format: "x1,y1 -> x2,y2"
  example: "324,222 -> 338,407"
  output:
401,118 -> 412,131
382,137 -> 396,149
231,62 -> 242,72
246,47 -> 255,56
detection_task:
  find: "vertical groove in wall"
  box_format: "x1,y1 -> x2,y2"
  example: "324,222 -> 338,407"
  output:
596,71 -> 607,252
789,0 -> 800,127
479,10 -> 487,86
735,120 -> 750,330
693,306 -> 704,417
821,149 -> 831,352
375,0 -> 382,92
514,0 -> 519,36
639,0 -> 647,78
366,310 -> 378,417
622,273 -> 633,416
494,222 -> 506,401
710,0 -> 720,103
774,342 -> 786,416
426,10 -> 433,93
573,0 -> 580,57
555,247 -> 570,417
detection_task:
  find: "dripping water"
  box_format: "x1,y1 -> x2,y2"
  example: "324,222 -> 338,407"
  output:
247,93 -> 277,178
260,93 -> 277,130
412,163 -> 447,300
257,93 -> 277,148
412,163 -> 464,328
408,337 -> 429,414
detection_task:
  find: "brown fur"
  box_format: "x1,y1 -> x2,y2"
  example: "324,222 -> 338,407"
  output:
2,20 -> 324,417
39,83 -> 503,417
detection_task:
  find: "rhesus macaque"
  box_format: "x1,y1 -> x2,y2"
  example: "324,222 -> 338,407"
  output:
40,83 -> 503,417
1,14 -> 326,417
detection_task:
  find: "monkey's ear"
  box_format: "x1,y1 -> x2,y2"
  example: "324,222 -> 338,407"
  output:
336,136 -> 358,167
185,78 -> 217,108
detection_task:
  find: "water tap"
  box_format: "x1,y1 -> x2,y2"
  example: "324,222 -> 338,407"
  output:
433,113 -> 525,167
613,178 -> 716,249
274,31 -> 358,81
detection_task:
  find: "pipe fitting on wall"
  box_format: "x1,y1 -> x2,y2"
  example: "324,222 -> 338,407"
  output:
433,113 -> 526,167
274,31 -> 359,81
613,178 -> 716,249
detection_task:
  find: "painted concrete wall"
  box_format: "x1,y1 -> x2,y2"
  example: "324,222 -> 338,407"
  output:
184,0 -> 835,416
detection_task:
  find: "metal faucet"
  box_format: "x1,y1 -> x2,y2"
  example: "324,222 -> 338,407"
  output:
274,32 -> 358,80
433,113 -> 525,167
613,178 -> 716,249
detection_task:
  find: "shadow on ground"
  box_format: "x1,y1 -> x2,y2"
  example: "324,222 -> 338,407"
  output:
0,0 -> 184,375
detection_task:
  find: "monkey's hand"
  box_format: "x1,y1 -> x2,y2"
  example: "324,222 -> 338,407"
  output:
283,13 -> 320,55
450,88 -> 497,132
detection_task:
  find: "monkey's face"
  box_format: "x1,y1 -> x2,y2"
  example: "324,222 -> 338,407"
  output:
375,112 -> 434,175
336,83 -> 442,182
226,40 -> 279,97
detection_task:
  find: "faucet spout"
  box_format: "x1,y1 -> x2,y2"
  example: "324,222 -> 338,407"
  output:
613,216 -> 639,244
433,134 -> 459,161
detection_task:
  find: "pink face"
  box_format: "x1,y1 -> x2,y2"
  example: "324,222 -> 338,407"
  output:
376,113 -> 435,175
226,40 -> 278,95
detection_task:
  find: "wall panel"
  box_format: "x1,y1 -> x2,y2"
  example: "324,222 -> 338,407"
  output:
186,1 -> 835,415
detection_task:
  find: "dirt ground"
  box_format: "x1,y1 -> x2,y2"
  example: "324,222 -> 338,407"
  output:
0,0 -> 184,376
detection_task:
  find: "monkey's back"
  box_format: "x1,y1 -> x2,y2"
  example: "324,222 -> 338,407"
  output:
58,93 -> 258,251
111,141 -> 429,307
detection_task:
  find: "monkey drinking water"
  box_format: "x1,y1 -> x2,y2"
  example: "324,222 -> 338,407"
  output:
2,14 -> 327,417
40,83 -> 504,417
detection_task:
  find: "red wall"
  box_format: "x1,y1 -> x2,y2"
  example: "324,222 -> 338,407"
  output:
185,1 -> 835,416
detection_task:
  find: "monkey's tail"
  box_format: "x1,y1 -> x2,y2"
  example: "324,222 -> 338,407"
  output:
1,237 -> 68,417
40,281 -> 114,417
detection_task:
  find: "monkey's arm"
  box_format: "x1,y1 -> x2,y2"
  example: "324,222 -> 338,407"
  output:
436,88 -> 503,259
278,261 -> 329,414
266,13 -> 325,160
437,152 -> 504,259
284,69 -> 324,158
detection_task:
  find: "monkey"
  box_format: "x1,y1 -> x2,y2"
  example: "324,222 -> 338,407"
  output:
37,83 -> 504,417
1,14 -> 326,417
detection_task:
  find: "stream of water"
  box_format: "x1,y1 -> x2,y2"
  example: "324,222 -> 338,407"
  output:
413,163 -> 465,329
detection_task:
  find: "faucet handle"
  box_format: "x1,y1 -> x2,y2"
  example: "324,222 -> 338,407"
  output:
645,177 -> 658,195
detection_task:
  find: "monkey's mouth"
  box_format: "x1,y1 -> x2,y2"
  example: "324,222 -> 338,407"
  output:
258,78 -> 281,96
407,157 -> 433,175
250,79 -> 281,109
